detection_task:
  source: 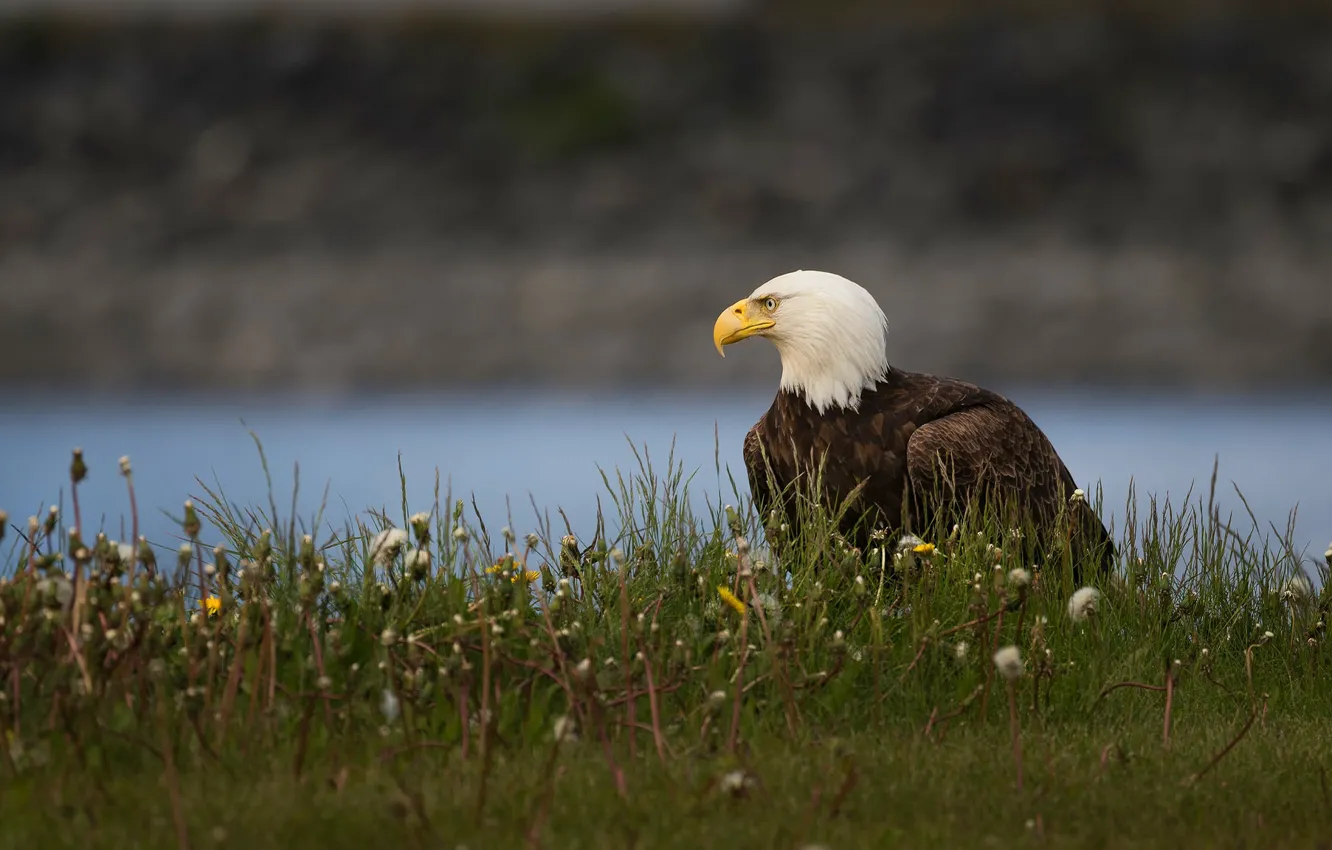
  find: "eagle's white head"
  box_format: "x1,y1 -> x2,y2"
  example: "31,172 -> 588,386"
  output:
713,269 -> 890,413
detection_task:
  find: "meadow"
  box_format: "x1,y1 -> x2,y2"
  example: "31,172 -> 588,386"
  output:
0,440 -> 1329,849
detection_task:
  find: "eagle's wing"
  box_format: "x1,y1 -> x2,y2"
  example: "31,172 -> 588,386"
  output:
904,401 -> 1115,574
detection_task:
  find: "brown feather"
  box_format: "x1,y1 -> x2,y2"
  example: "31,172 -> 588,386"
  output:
743,368 -> 1115,578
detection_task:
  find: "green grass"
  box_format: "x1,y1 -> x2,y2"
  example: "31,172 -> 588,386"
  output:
0,441 -> 1329,849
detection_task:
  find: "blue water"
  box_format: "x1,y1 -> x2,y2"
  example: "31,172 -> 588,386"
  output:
1,390 -> 1330,572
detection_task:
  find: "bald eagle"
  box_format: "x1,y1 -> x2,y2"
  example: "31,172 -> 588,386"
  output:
713,270 -> 1116,577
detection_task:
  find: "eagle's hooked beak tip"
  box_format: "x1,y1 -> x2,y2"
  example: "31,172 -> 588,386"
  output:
713,298 -> 758,358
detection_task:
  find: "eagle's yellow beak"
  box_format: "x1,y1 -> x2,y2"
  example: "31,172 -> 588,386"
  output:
713,298 -> 775,357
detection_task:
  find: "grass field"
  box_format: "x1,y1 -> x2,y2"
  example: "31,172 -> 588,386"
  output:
0,441 -> 1329,849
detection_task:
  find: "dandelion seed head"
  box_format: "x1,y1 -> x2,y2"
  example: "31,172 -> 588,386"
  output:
369,528 -> 408,565
1067,586 -> 1101,623
719,769 -> 755,795
1008,568 -> 1032,589
380,689 -> 400,724
1281,573 -> 1313,604
553,715 -> 578,743
993,645 -> 1024,681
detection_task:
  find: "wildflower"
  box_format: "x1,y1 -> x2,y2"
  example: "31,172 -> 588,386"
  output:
452,526 -> 469,542
202,596 -> 221,617
525,532 -> 540,549
896,533 -> 926,553
708,690 -> 727,710
116,541 -> 134,563
380,689 -> 400,724
501,526 -> 514,543
118,456 -> 132,476
953,640 -> 970,661
1071,488 -> 1086,503
1067,587 -> 1101,623
511,570 -> 541,584
913,542 -> 936,555
368,527 -> 408,565
381,628 -> 398,647
717,586 -> 746,615
1008,568 -> 1032,590
993,645 -> 1024,680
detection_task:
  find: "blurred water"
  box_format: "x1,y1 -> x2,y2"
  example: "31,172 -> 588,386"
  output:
1,391 -> 1329,574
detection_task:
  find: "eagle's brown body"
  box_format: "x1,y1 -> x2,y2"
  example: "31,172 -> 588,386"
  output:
743,367 -> 1115,575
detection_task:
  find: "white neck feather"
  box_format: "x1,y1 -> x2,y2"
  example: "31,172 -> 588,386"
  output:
755,272 -> 891,414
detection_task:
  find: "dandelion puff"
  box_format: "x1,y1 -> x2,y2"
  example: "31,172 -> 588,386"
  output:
993,645 -> 1024,680
380,689 -> 400,724
1007,568 -> 1032,590
368,528 -> 408,565
405,548 -> 430,572
573,658 -> 593,682
994,644 -> 1026,790
953,640 -> 970,661
719,769 -> 756,797
1067,586 -> 1101,623
1281,573 -> 1313,604
552,715 -> 578,743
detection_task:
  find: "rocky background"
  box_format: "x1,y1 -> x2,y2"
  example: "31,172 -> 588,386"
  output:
3,0 -> 1332,395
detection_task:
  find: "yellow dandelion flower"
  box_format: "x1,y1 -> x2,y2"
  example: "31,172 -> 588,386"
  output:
717,585 -> 745,614
203,596 -> 221,616
485,563 -> 504,574
912,543 -> 936,555
512,570 -> 542,584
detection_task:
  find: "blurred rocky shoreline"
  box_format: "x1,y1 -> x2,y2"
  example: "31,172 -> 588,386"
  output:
3,4 -> 1332,393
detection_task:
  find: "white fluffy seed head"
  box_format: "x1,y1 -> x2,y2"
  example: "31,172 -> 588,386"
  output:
1067,586 -> 1101,623
993,645 -> 1024,681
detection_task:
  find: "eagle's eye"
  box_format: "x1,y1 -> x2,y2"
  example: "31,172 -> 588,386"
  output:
762,297 -> 778,312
